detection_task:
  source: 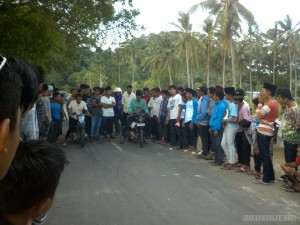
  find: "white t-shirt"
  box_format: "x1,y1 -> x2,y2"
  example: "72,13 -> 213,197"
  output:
68,100 -> 88,119
167,94 -> 182,120
148,95 -> 163,117
101,96 -> 116,117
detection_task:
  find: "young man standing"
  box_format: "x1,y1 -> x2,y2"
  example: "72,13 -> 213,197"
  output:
253,83 -> 278,184
148,87 -> 163,142
233,89 -> 252,172
221,87 -> 238,170
121,85 -> 136,128
209,89 -> 226,166
101,86 -> 116,141
195,86 -> 211,158
276,88 -> 299,163
166,85 -> 182,148
90,87 -> 103,142
48,92 -> 63,143
159,90 -> 169,145
113,87 -> 123,135
40,84 -> 52,141
182,88 -> 198,154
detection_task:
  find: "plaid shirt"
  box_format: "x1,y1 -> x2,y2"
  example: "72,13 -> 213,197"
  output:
20,106 -> 39,141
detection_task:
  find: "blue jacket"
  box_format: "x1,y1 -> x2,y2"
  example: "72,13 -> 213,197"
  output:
195,95 -> 211,125
209,100 -> 226,131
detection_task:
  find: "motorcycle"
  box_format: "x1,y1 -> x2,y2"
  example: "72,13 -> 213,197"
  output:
128,113 -> 147,148
71,113 -> 86,148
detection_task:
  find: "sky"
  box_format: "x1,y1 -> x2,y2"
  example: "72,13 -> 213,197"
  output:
117,0 -> 300,36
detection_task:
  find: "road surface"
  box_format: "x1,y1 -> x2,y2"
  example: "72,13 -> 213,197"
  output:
46,139 -> 300,225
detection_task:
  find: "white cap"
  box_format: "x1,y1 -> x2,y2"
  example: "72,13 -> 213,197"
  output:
114,87 -> 122,94
48,85 -> 53,91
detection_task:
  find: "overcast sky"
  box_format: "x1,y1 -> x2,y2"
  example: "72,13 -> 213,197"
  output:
122,0 -> 300,35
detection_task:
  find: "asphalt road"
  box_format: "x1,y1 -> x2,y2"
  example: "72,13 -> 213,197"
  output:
46,138 -> 300,225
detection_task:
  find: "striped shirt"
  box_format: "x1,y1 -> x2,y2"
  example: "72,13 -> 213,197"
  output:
257,100 -> 278,136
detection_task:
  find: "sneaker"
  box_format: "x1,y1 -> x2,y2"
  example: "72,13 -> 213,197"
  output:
183,149 -> 190,153
62,142 -> 67,146
191,151 -> 197,155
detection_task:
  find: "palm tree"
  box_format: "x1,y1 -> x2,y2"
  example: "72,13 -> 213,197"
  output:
170,12 -> 193,87
189,0 -> 256,87
277,15 -> 300,91
263,23 -> 279,85
202,18 -> 215,87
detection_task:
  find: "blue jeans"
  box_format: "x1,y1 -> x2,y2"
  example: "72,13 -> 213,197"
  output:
90,116 -> 102,137
257,132 -> 275,183
211,129 -> 224,165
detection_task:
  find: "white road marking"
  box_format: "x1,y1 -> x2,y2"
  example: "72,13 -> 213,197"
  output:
111,142 -> 124,153
194,175 -> 206,178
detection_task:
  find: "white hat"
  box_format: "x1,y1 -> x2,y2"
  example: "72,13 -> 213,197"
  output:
48,85 -> 53,91
114,87 -> 122,94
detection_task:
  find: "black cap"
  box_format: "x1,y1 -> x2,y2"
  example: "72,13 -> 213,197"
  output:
233,89 -> 245,99
224,87 -> 235,94
263,83 -> 277,92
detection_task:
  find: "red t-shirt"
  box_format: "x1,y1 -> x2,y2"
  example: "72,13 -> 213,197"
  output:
257,100 -> 278,136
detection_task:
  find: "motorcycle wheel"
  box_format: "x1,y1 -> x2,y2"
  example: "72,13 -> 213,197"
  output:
80,129 -> 85,148
139,129 -> 143,148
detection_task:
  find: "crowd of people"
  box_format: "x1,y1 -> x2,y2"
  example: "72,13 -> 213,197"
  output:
46,80 -> 299,191
0,53 -> 300,225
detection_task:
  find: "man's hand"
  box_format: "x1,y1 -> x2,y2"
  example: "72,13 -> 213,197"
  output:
176,116 -> 180,123
253,147 -> 259,155
213,130 -> 218,137
182,122 -> 185,127
165,119 -> 169,125
189,123 -> 193,130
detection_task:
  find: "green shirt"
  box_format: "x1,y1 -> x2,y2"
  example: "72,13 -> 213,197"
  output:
128,99 -> 149,115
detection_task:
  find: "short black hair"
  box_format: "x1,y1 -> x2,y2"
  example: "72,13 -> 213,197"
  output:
208,87 -> 216,94
199,86 -> 208,95
192,90 -> 198,97
185,88 -> 194,94
53,92 -> 60,99
53,88 -> 60,93
0,56 -> 22,130
70,88 -> 77,93
136,89 -> 143,96
152,87 -> 160,93
239,119 -> 251,129
0,141 -> 68,214
181,91 -> 187,98
214,89 -> 224,100
169,85 -> 176,90
252,97 -> 259,105
161,90 -> 169,96
105,86 -> 112,91
42,84 -> 48,92
143,87 -> 149,92
9,57 -> 39,115
177,86 -> 184,92
127,85 -> 133,89
276,88 -> 294,101
76,93 -> 82,99
31,64 -> 45,85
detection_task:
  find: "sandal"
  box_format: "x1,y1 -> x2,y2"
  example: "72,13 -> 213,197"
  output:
221,166 -> 234,170
236,166 -> 250,173
252,179 -> 271,185
285,187 -> 300,192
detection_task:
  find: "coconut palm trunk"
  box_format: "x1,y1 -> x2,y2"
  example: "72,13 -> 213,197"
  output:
230,37 -> 236,87
167,60 -> 173,85
272,50 -> 276,84
206,51 -> 210,87
222,52 -> 226,87
185,40 -> 190,87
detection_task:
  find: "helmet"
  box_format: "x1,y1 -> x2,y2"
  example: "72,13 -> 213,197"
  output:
114,87 -> 122,94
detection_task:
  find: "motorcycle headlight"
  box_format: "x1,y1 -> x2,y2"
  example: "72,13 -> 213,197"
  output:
138,116 -> 145,123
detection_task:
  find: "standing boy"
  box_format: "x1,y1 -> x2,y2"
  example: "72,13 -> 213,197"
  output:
209,89 -> 226,166
48,92 -> 63,143
90,87 -> 103,142
221,87 -> 238,170
148,87 -> 163,142
182,88 -> 198,154
253,83 -> 278,184
166,85 -> 182,148
101,86 -> 116,141
159,90 -> 169,145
